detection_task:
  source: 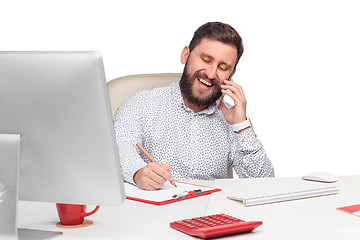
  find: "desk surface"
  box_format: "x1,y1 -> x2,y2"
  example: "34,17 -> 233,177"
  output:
18,176 -> 360,240
206,176 -> 360,240
18,180 -> 212,240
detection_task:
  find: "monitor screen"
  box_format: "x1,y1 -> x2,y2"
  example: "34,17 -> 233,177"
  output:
0,51 -> 125,206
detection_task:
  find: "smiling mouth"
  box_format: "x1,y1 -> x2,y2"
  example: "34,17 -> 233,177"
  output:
198,77 -> 213,87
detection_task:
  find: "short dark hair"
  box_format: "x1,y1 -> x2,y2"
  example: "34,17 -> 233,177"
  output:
189,22 -> 244,67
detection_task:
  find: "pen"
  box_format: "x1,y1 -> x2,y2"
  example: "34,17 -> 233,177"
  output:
136,143 -> 177,187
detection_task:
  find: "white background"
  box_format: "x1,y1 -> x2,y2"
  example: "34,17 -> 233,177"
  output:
2,0 -> 359,178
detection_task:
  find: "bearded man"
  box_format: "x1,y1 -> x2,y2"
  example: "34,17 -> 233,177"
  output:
114,22 -> 274,190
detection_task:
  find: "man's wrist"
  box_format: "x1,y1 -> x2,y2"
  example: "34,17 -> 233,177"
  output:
133,169 -> 140,185
232,118 -> 251,133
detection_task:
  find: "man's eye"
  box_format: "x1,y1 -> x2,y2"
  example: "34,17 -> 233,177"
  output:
202,58 -> 210,63
219,66 -> 228,71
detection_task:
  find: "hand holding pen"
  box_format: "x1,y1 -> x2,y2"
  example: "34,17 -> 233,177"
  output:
134,143 -> 177,190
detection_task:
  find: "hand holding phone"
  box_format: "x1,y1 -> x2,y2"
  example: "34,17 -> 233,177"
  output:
217,70 -> 248,127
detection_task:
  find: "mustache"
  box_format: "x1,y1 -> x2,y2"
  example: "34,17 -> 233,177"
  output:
195,71 -> 220,86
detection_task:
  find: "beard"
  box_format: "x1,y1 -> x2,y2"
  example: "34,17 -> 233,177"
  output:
179,62 -> 222,108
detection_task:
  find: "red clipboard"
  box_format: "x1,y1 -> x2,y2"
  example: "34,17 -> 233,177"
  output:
337,204 -> 360,216
125,181 -> 221,206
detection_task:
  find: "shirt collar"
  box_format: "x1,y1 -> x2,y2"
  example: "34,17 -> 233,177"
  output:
171,80 -> 219,115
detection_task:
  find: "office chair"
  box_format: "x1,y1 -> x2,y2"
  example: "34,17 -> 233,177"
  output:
107,73 -> 181,117
107,73 -> 233,178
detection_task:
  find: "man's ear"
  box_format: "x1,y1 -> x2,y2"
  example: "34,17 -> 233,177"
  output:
180,46 -> 190,64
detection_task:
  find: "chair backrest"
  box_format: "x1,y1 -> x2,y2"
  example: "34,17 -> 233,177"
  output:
107,73 -> 181,117
107,73 -> 233,178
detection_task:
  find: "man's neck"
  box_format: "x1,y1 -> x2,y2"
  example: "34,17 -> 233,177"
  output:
181,93 -> 208,113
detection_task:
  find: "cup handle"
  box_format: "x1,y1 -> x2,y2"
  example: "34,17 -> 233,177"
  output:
81,205 -> 100,218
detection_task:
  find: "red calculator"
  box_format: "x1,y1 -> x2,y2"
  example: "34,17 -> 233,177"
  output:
170,213 -> 262,239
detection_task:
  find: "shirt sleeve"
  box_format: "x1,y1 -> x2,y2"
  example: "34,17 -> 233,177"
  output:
230,127 -> 275,178
113,95 -> 147,184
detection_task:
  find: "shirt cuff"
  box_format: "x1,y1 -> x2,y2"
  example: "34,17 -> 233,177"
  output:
121,156 -> 147,185
235,127 -> 262,152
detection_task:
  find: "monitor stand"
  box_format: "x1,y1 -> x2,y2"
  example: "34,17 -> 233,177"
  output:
0,134 -> 62,240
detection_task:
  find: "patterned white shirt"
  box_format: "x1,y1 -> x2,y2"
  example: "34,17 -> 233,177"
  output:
114,80 -> 274,184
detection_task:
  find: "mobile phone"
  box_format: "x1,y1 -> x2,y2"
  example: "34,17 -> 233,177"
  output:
217,68 -> 236,108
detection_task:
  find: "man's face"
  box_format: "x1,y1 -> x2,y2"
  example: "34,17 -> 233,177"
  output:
180,37 -> 237,109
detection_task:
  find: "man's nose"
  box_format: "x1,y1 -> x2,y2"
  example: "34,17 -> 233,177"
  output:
205,64 -> 217,80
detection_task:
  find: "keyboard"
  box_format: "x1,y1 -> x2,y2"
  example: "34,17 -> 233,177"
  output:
170,213 -> 262,239
227,185 -> 339,206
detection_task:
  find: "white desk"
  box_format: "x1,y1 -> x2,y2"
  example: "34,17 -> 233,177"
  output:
17,176 -> 360,239
206,176 -> 360,240
18,180 -> 213,240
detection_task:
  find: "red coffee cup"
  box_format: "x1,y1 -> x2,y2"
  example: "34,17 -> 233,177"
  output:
56,203 -> 100,226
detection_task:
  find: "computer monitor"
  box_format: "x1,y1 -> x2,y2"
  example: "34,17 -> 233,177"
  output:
0,51 -> 126,239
